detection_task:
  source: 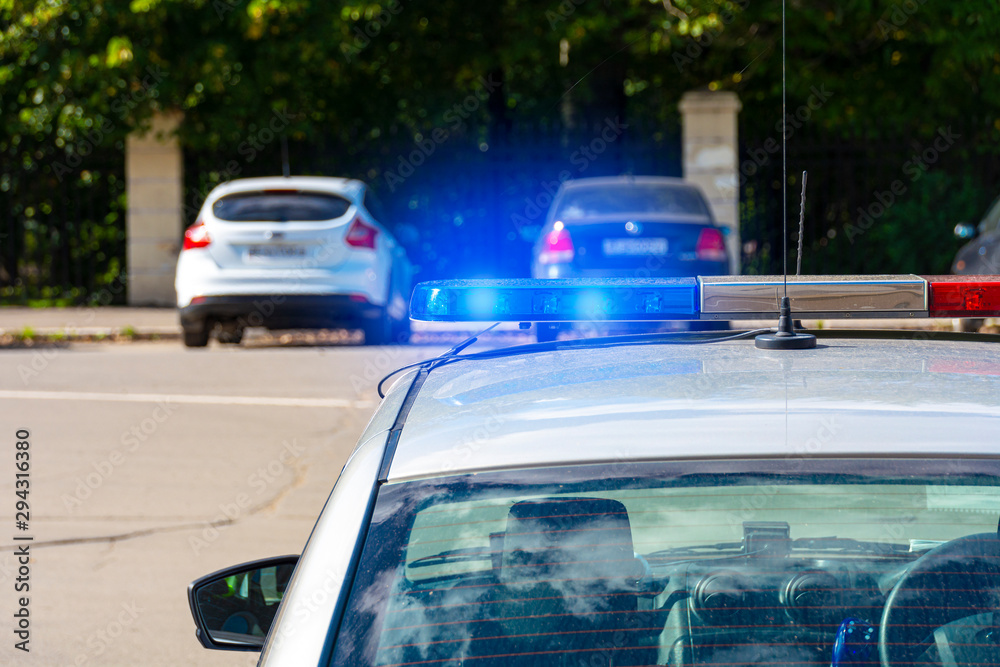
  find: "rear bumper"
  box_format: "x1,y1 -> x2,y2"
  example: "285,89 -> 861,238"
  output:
174,249 -> 388,308
178,295 -> 382,332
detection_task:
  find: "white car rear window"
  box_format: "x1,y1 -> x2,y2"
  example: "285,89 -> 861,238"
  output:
212,191 -> 352,222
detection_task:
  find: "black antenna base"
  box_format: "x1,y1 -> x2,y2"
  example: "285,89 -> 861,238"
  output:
755,296 -> 817,350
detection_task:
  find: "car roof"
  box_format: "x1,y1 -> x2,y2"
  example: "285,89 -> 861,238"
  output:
205,176 -> 366,202
385,336 -> 1000,482
558,175 -> 694,190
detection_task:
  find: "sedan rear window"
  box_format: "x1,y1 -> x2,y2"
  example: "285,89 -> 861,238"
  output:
211,191 -> 352,222
554,184 -> 709,218
333,459 -> 1000,667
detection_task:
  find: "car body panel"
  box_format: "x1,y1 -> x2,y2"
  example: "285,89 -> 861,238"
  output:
174,176 -> 411,336
257,431 -> 387,667
205,332 -> 1000,665
953,232 -> 1000,275
175,259 -> 387,306
953,195 -> 1000,274
193,177 -> 367,273
531,176 -> 729,280
388,339 -> 1000,481
256,374 -> 414,665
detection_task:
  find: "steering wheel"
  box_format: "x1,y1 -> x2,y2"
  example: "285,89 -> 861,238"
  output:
879,532 -> 1000,667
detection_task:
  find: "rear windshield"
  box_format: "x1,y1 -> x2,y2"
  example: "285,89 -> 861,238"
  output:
554,184 -> 709,218
211,191 -> 352,222
332,459 -> 1000,667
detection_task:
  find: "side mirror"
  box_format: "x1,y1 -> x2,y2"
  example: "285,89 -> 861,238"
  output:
955,223 -> 977,240
188,555 -> 298,651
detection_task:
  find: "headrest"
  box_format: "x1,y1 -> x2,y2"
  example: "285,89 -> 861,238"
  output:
500,497 -> 634,587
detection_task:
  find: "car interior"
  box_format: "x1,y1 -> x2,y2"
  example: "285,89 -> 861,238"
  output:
336,461 -> 1000,667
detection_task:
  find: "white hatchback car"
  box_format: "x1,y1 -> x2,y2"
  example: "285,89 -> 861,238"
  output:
188,275 -> 1000,667
174,176 -> 412,347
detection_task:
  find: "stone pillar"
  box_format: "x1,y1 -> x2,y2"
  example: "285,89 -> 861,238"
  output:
679,91 -> 742,274
126,112 -> 183,305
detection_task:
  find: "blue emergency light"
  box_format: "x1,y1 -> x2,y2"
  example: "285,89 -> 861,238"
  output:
409,276 -> 1000,322
410,278 -> 699,322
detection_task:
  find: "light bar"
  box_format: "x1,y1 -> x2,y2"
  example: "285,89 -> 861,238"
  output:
409,278 -> 699,322
926,275 -> 1000,317
700,275 -> 926,319
408,276 -> 1000,322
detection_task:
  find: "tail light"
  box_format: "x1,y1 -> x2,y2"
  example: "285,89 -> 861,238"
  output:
696,227 -> 727,262
538,223 -> 575,264
182,220 -> 211,250
345,217 -> 378,249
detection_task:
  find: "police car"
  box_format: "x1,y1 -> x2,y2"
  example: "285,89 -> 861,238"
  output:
188,274 -> 1000,667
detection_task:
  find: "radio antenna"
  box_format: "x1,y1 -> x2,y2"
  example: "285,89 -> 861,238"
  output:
755,0 -> 816,350
797,170 -> 807,275
782,0 -> 787,299
281,135 -> 291,178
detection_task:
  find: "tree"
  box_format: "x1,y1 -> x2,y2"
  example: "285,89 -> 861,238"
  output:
2,0 -> 999,296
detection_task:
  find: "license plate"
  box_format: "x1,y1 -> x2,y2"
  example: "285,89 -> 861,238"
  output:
247,245 -> 307,259
602,238 -> 668,256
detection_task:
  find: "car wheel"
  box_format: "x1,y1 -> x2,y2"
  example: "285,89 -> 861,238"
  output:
954,318 -> 984,333
215,323 -> 244,345
389,311 -> 411,345
363,312 -> 392,346
182,326 -> 210,348
536,323 -> 560,343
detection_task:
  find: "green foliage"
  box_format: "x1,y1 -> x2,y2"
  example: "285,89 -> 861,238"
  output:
2,0 -> 1000,293
820,170 -> 990,275
5,1 -> 995,156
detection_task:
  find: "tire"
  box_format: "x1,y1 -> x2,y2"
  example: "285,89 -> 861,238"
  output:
390,314 -> 411,345
216,326 -> 244,345
182,326 -> 210,348
954,318 -> 984,333
536,323 -> 560,343
385,277 -> 411,345
362,312 -> 392,346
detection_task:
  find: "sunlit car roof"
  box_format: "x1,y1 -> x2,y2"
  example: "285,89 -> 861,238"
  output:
386,337 -> 1000,481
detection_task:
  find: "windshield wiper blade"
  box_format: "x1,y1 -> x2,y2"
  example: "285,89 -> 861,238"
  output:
647,536 -> 914,561
646,541 -> 744,559
790,537 -> 912,555
407,547 -> 494,568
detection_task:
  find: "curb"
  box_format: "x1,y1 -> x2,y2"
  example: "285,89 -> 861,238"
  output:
0,328 -> 181,346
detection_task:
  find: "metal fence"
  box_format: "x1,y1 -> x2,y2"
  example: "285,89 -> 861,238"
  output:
3,116 -> 996,303
0,146 -> 126,305
740,136 -> 999,276
184,117 -> 683,281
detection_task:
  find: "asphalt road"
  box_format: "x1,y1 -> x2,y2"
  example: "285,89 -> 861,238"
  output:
0,340 -> 440,666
